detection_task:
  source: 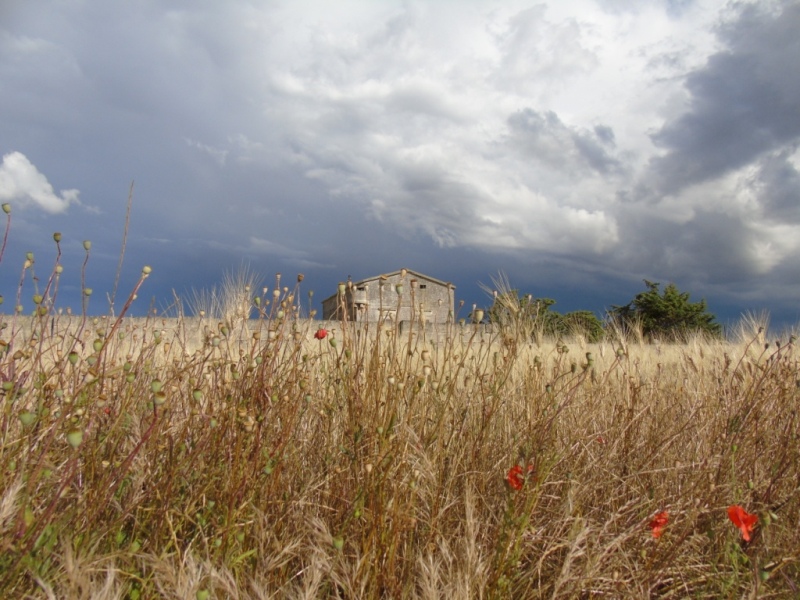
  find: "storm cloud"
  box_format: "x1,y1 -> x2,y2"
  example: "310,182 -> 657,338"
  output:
1,0 -> 798,327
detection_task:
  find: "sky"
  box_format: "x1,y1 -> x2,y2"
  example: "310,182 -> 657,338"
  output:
1,0 -> 799,330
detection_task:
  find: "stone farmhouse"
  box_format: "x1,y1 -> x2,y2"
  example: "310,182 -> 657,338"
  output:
321,269 -> 455,324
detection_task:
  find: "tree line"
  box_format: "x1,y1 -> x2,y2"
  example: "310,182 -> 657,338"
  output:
487,280 -> 722,342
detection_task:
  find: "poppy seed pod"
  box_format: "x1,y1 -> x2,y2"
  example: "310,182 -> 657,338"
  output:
19,411 -> 36,427
67,429 -> 83,449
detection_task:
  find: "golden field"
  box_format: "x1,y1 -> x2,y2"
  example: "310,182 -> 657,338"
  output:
1,301 -> 799,599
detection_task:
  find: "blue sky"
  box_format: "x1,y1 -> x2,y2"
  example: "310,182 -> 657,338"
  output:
1,0 -> 799,330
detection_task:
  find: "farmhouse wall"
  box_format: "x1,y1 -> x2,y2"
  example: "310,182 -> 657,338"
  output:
321,269 -> 455,324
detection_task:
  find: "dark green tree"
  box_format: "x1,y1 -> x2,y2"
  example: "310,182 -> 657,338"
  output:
610,280 -> 722,340
560,310 -> 605,343
488,291 -> 604,342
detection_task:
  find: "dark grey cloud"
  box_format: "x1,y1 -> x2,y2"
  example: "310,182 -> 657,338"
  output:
507,108 -> 621,174
749,148 -> 800,223
616,208 -> 771,282
648,1 -> 800,195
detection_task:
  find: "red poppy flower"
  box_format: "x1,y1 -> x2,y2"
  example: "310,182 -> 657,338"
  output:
506,465 -> 525,490
727,505 -> 758,541
648,511 -> 669,539
314,328 -> 328,340
506,465 -> 534,490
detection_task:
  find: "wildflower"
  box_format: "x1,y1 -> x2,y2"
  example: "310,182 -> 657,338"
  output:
728,505 -> 758,541
506,464 -> 534,491
314,328 -> 327,340
648,511 -> 669,539
506,465 -> 525,490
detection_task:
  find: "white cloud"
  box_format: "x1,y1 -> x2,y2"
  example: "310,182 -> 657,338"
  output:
0,152 -> 78,213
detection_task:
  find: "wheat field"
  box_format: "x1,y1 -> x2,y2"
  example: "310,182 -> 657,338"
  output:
1,280 -> 798,599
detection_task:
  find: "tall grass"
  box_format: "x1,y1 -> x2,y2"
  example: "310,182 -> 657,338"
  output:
1,213 -> 799,598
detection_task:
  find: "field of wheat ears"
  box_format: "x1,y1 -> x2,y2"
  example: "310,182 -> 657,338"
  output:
1,228 -> 800,598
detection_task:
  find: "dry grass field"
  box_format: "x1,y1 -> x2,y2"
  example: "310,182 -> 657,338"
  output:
1,273 -> 799,598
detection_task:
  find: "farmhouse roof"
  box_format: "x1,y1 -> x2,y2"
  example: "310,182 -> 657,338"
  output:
353,268 -> 455,288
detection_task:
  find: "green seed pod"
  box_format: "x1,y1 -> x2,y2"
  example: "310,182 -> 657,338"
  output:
93,339 -> 103,352
84,288 -> 93,297
141,265 -> 152,275
53,232 -> 62,243
18,411 -> 36,427
332,536 -> 344,551
153,391 -> 166,406
66,429 -> 83,449
1,203 -> 11,214
151,380 -> 163,393
68,351 -> 80,365
83,240 -> 92,251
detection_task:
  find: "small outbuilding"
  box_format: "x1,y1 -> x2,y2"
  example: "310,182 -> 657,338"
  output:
321,269 -> 455,324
